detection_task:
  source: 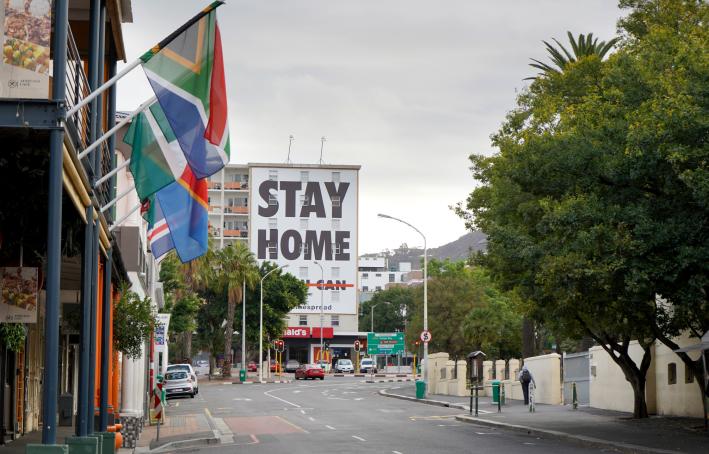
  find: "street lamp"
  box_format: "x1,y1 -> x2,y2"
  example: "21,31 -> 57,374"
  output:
259,264 -> 288,382
378,213 -> 428,396
313,261 -> 325,367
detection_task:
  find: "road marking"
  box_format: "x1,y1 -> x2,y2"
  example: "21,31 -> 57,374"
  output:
175,402 -> 180,407
293,390 -> 301,393
276,415 -> 309,434
354,397 -> 364,401
393,451 -> 403,454
325,425 -> 336,430
233,397 -> 252,401
352,435 -> 366,442
264,388 -> 301,408
308,417 -> 315,421
299,409 -> 306,414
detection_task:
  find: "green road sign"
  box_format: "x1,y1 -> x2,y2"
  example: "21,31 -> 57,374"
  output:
367,332 -> 405,355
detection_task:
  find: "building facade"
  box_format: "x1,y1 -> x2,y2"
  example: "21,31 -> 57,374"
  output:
207,164 -> 250,249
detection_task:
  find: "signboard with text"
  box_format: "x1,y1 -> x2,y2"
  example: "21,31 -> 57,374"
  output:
1,0 -> 52,99
249,164 -> 360,315
367,332 -> 405,355
282,326 -> 311,338
0,267 -> 38,323
154,313 -> 171,346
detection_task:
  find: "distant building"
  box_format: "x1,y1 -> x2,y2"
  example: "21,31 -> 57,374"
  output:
358,256 -> 413,302
206,164 -> 250,249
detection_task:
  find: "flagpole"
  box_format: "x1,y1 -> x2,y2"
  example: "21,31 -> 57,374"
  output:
78,96 -> 156,161
66,58 -> 142,118
66,0 -> 225,119
109,203 -> 142,232
94,158 -> 130,188
101,184 -> 135,213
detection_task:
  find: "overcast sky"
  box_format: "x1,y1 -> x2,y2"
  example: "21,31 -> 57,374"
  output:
117,0 -> 622,255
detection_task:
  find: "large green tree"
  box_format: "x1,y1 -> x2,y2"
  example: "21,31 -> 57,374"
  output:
528,31 -> 619,79
359,287 -> 414,334
457,0 -> 709,418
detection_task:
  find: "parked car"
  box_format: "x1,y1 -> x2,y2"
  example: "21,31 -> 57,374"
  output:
270,360 -> 282,373
167,364 -> 199,394
334,359 -> 354,373
247,361 -> 258,372
359,358 -> 377,374
294,364 -> 325,380
163,370 -> 195,398
285,359 -> 300,373
194,360 -> 210,376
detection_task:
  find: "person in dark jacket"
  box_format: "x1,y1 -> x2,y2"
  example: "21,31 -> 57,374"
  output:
518,364 -> 535,405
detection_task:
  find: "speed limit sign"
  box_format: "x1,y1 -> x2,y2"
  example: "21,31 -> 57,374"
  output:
420,330 -> 432,343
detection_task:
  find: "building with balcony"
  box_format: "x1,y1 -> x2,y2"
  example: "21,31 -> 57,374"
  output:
207,164 -> 250,248
358,256 -> 412,302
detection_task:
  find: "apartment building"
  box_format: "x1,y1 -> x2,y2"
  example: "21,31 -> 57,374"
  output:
207,164 -> 250,248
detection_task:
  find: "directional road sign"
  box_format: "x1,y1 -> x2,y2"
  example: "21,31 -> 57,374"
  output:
367,332 -> 405,355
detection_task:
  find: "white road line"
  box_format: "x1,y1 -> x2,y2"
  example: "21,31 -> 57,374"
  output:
308,417 -> 315,422
352,435 -> 366,442
325,425 -> 336,430
300,409 -> 306,414
263,388 -> 301,408
392,451 -> 403,454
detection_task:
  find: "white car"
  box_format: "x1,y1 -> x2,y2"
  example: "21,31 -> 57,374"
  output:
335,359 -> 354,373
359,358 -> 377,374
167,364 -> 199,394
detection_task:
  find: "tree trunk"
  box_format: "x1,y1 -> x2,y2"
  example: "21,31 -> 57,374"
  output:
522,318 -> 535,358
222,290 -> 236,378
185,331 -> 193,362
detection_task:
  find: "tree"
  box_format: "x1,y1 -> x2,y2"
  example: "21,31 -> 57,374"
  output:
160,253 -> 202,362
113,284 -> 157,359
359,287 -> 414,334
194,242 -> 259,378
527,31 -> 619,79
404,260 -> 521,360
255,262 -> 308,346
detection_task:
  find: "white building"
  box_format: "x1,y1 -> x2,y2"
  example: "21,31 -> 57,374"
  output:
206,164 -> 250,248
358,256 -> 411,293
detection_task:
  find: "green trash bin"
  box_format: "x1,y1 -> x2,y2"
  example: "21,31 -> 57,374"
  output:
415,380 -> 426,399
491,380 -> 500,404
239,369 -> 247,382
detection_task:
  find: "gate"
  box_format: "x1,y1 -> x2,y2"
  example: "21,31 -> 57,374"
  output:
563,351 -> 590,405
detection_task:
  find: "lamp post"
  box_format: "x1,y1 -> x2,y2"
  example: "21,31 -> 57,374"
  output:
313,261 -> 325,366
259,264 -> 288,382
378,213 -> 428,396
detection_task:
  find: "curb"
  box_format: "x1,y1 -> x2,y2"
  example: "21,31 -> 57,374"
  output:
365,378 -> 417,384
379,389 -> 678,454
135,432 -> 220,454
455,415 -> 678,454
232,380 -> 292,384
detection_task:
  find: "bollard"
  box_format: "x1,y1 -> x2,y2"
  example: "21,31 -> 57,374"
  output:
469,384 -> 473,416
501,383 -> 506,406
475,385 -> 479,417
572,382 -> 578,410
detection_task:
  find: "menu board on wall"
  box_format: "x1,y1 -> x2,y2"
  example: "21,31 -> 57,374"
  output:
0,266 -> 38,323
0,0 -> 52,99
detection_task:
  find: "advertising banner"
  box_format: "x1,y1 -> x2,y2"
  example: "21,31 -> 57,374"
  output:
0,266 -> 38,323
250,165 -> 359,315
1,0 -> 52,99
282,327 -> 310,338
154,313 -> 171,346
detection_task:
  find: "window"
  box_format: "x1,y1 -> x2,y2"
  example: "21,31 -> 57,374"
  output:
331,196 -> 341,207
685,364 -> 694,384
332,171 -> 340,183
375,273 -> 382,277
268,169 -> 278,181
668,363 -> 677,385
268,193 -> 277,206
300,218 -> 309,229
301,243 -> 309,256
268,218 -> 277,229
300,171 -> 309,182
362,286 -> 369,292
331,291 -> 340,302
268,243 -> 277,257
299,315 -> 308,326
389,273 -> 395,283
375,286 -> 382,291
362,273 -> 368,279
331,315 -> 340,327
332,219 -> 341,231
299,267 -> 309,279
331,267 -> 340,278
333,242 -> 342,255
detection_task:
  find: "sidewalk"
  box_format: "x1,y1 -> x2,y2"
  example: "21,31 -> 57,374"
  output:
136,412 -> 217,451
382,384 -> 708,454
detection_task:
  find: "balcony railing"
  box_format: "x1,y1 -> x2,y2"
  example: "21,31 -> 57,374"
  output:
63,25 -> 113,219
225,206 -> 248,214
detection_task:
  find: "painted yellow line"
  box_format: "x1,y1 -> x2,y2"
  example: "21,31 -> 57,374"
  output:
276,415 -> 309,434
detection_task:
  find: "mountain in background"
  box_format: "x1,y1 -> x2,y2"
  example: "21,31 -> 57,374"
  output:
363,231 -> 487,270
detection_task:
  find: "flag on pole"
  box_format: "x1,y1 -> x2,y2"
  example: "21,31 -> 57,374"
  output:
155,167 -> 209,263
140,1 -> 230,179
144,197 -> 175,261
123,103 -> 187,202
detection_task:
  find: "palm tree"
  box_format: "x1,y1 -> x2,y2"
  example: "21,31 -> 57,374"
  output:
200,242 -> 259,378
527,31 -> 619,79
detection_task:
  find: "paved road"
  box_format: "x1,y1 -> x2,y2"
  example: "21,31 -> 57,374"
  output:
160,377 -> 614,454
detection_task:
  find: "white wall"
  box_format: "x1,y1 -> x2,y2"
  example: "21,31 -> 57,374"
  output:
523,353 -> 562,405
654,335 -> 703,418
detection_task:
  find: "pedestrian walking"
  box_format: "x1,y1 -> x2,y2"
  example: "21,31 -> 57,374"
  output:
518,364 -> 535,405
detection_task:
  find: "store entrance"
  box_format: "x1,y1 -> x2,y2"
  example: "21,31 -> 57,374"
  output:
288,346 -> 308,365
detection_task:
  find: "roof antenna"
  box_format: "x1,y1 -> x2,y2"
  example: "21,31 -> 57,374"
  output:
287,135 -> 294,163
319,136 -> 327,164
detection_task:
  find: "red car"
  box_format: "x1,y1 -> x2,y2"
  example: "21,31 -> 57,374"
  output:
294,364 -> 325,380
247,362 -> 258,372
270,361 -> 282,373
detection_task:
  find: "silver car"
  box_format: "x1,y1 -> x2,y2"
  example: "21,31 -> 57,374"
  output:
167,364 -> 199,394
164,371 -> 195,398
